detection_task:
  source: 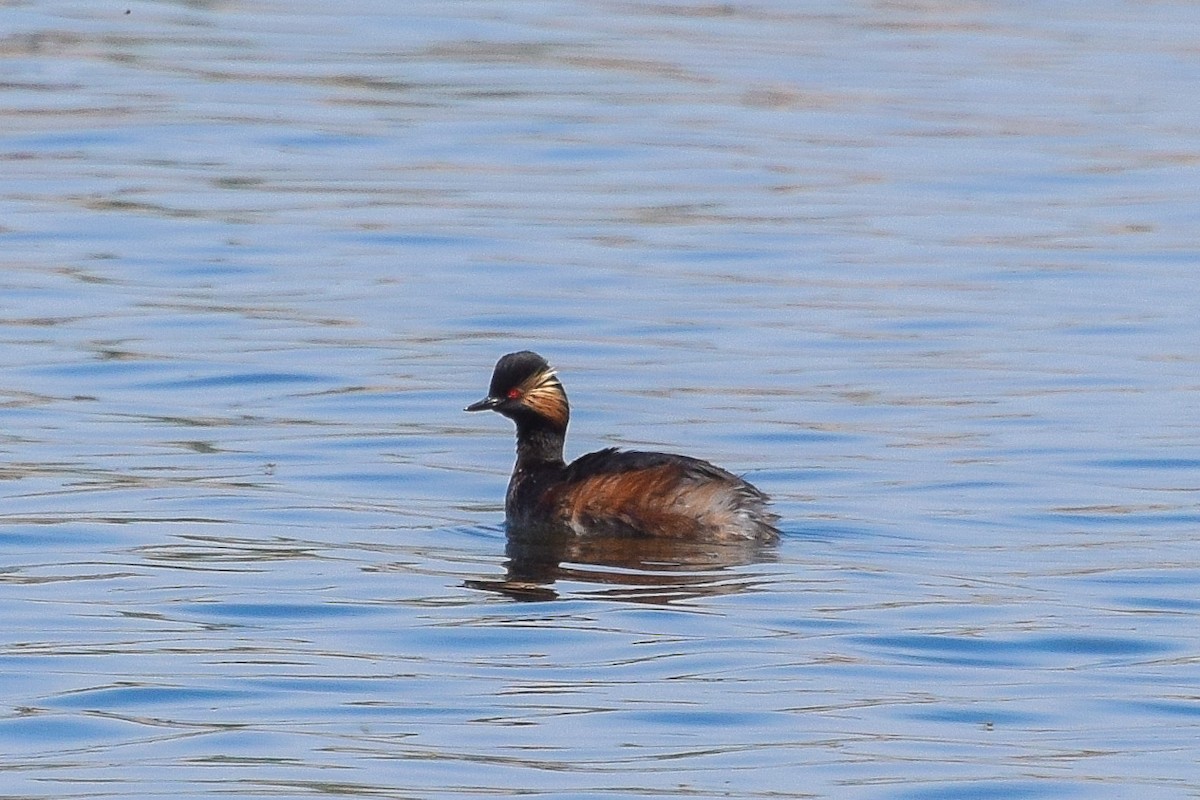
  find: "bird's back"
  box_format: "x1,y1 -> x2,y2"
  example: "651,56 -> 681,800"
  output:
540,448 -> 779,542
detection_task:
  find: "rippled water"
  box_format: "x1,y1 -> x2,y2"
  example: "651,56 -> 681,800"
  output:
3,1 -> 1199,798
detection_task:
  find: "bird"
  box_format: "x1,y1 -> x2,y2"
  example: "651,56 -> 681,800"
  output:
466,351 -> 779,542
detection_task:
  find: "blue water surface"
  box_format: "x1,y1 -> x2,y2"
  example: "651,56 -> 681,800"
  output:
2,1 -> 1198,798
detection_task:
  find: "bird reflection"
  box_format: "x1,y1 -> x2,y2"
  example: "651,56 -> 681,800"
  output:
465,522 -> 778,603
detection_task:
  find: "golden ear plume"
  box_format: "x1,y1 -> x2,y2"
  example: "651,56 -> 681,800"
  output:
519,369 -> 569,428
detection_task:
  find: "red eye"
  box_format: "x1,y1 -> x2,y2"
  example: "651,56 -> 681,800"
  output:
506,388 -> 522,400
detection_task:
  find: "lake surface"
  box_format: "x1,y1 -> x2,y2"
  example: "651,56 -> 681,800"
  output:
2,1 -> 1198,797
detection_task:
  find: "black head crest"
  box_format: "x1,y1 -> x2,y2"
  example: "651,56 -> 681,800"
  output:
488,350 -> 551,397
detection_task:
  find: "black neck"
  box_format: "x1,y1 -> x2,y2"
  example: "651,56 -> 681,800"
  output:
514,419 -> 567,468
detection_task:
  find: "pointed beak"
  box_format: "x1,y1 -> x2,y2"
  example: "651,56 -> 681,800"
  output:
465,396 -> 501,412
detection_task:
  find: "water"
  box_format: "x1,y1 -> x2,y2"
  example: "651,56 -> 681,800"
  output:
2,1 -> 1198,797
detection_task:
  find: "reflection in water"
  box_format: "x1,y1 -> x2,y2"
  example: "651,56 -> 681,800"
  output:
466,523 -> 778,603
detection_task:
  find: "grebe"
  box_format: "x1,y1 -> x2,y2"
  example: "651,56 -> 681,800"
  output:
466,351 -> 779,542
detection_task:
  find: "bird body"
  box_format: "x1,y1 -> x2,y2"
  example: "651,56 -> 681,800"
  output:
467,351 -> 779,542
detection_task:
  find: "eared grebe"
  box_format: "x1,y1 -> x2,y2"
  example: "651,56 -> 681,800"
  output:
466,351 -> 779,542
